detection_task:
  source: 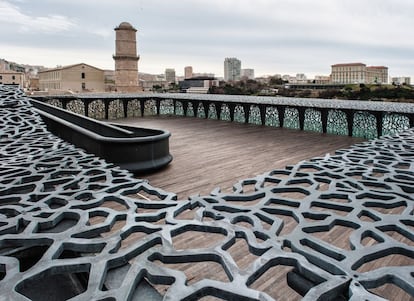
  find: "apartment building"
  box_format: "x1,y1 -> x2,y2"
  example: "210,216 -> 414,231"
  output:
224,57 -> 241,81
331,63 -> 366,84
38,63 -> 105,93
241,68 -> 255,80
139,73 -> 168,91
391,77 -> 411,85
184,66 -> 193,79
295,73 -> 307,84
366,66 -> 388,84
331,63 -> 388,84
314,75 -> 331,84
165,68 -> 176,84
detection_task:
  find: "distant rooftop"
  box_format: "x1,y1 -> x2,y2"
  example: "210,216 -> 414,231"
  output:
331,63 -> 365,67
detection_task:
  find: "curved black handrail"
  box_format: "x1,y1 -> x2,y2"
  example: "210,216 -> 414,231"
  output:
30,98 -> 172,173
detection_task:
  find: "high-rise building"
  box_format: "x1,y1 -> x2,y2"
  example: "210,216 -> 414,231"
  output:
184,66 -> 193,79
224,57 -> 241,81
113,22 -> 140,93
165,68 -> 176,84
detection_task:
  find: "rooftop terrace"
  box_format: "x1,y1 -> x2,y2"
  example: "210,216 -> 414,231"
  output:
1,86 -> 414,300
117,116 -> 364,199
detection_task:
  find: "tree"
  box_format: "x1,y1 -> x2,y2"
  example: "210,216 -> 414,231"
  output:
269,76 -> 285,86
152,84 -> 163,92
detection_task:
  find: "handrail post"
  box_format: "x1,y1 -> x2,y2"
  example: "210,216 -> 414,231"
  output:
140,99 -> 145,117
259,105 -> 266,125
104,100 -> 109,119
277,105 -> 286,128
123,99 -> 128,118
298,107 -> 306,130
203,101 -> 209,119
192,101 -> 199,117
344,109 -> 354,137
243,104 -> 250,123
84,99 -> 89,117
156,99 -> 161,115
374,111 -> 383,138
321,108 -> 328,134
183,101 -> 189,117
229,104 -> 235,122
215,103 -> 222,120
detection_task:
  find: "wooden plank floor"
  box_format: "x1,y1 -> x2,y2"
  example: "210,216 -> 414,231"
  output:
116,116 -> 364,199
111,116 -> 413,300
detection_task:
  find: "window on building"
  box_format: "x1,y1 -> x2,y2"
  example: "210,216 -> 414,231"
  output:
82,83 -> 86,90
0,76 -> 2,80
12,75 -> 15,80
81,72 -> 85,79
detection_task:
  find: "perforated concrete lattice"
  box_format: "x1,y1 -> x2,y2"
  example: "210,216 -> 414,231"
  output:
0,85 -> 413,300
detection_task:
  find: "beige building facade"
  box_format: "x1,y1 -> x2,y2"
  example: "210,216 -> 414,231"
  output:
113,22 -> 141,92
366,66 -> 388,84
184,66 -> 193,79
331,63 -> 388,84
38,63 -> 105,93
331,63 -> 366,84
314,75 -> 331,84
0,70 -> 25,87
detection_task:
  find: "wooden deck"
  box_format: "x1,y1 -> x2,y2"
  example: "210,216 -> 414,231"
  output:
112,116 -> 413,301
117,116 -> 364,199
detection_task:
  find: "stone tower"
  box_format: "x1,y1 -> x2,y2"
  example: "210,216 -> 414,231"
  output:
113,22 -> 140,93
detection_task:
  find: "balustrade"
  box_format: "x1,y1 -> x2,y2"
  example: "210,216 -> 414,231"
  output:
37,93 -> 414,139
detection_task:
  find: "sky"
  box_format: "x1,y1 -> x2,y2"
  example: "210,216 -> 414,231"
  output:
1,0 -> 413,79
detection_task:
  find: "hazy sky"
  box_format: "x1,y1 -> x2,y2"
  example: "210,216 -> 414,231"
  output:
1,0 -> 413,79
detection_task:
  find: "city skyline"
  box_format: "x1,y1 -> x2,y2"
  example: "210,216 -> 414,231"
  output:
0,0 -> 413,79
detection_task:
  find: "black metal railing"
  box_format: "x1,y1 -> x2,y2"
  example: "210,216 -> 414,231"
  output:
32,93 -> 414,139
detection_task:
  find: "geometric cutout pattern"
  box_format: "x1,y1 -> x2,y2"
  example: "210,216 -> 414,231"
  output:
1,85 -> 413,300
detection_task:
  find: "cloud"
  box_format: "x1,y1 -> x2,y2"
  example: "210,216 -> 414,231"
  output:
0,44 -> 111,69
88,28 -> 112,39
0,0 -> 413,78
0,1 -> 76,33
